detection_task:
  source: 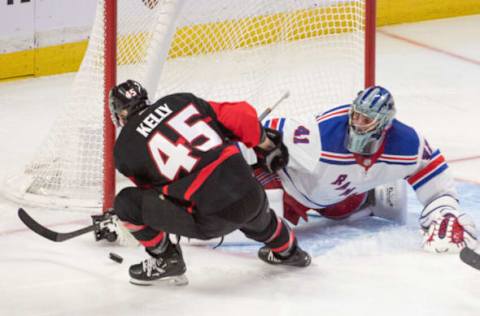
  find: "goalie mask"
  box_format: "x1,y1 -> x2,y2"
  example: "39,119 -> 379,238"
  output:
109,80 -> 149,126
346,86 -> 396,155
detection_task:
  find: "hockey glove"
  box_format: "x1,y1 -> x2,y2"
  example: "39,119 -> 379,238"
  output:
420,196 -> 477,253
92,209 -> 139,246
254,128 -> 289,173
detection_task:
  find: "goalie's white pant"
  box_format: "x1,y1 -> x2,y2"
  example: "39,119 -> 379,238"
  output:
265,180 -> 408,225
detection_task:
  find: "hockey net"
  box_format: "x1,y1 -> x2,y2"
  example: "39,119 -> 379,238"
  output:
3,0 -> 374,211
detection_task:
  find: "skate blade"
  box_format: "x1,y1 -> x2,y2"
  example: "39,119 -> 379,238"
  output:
130,274 -> 189,286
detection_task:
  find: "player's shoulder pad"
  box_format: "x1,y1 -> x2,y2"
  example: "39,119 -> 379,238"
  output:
384,119 -> 420,156
155,92 -> 213,115
316,104 -> 351,154
316,104 -> 351,121
154,92 -> 203,106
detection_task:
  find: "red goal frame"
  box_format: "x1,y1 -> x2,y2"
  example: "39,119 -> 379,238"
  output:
101,0 -> 376,211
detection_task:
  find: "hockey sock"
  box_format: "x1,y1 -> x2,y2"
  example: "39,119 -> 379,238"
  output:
263,216 -> 296,256
241,209 -> 296,256
121,220 -> 167,250
146,233 -> 170,257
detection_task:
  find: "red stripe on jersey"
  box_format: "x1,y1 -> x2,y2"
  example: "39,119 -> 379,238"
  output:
380,154 -> 417,161
140,231 -> 166,248
270,118 -> 279,130
408,154 -> 445,185
321,152 -> 355,160
184,145 -> 239,202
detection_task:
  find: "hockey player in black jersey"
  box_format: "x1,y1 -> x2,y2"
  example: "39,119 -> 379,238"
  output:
108,80 -> 311,286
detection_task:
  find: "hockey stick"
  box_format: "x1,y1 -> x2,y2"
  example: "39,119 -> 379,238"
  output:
18,208 -> 96,242
258,91 -> 290,121
17,208 -> 116,242
460,247 -> 480,271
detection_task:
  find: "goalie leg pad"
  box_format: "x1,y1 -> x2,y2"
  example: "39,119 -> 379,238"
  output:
367,180 -> 408,225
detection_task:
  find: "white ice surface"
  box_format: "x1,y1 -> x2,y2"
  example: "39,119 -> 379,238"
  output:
1,15 -> 480,316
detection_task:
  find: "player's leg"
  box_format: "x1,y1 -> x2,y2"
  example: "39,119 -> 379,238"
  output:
236,182 -> 311,267
254,167 -> 312,225
114,187 -> 191,286
114,187 -> 205,239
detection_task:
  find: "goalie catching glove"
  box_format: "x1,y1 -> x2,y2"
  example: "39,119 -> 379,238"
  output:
254,128 -> 289,173
420,195 -> 477,253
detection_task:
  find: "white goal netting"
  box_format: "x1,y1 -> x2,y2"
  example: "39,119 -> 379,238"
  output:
3,0 -> 369,211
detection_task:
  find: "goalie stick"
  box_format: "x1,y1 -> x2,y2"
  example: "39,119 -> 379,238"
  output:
258,91 -> 290,121
18,208 -> 117,242
460,247 -> 480,271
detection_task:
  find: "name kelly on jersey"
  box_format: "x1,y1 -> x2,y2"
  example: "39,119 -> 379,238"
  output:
136,103 -> 173,138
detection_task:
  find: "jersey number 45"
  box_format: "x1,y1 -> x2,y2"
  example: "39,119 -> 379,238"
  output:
147,104 -> 223,180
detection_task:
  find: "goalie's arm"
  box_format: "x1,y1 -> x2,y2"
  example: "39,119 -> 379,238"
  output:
407,136 -> 457,205
401,135 -> 478,253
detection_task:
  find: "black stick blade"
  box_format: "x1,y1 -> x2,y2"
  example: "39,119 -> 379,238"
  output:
460,247 -> 480,271
18,208 -> 95,242
18,208 -> 60,241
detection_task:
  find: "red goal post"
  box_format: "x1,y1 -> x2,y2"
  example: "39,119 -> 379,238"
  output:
103,0 -> 117,211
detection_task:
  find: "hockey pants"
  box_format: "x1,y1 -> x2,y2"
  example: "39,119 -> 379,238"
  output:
114,182 -> 293,251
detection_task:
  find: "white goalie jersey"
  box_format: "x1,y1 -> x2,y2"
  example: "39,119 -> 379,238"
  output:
240,104 -> 458,210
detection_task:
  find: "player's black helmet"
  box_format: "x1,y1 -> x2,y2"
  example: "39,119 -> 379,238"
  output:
109,80 -> 149,126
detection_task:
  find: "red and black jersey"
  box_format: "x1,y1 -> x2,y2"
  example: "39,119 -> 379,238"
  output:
114,92 -> 263,214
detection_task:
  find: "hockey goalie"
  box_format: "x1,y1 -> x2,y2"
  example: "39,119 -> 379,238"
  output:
241,85 -> 478,254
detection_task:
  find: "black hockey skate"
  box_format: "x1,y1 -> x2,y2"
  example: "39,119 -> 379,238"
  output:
129,242 -> 188,286
258,245 -> 311,267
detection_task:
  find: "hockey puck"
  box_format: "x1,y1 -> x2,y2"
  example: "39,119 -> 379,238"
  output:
109,252 -> 123,264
